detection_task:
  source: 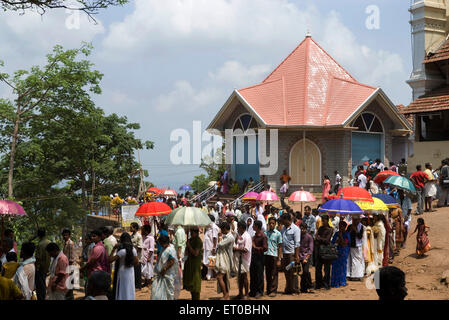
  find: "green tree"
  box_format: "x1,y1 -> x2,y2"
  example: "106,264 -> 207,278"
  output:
0,43 -> 102,198
191,174 -> 209,193
0,44 -> 154,242
200,146 -> 225,182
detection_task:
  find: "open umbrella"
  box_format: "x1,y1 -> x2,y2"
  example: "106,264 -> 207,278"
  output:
0,200 -> 26,242
337,187 -> 373,202
319,198 -> 364,215
372,194 -> 400,209
355,197 -> 389,215
208,181 -> 217,187
165,206 -> 212,227
242,192 -> 259,201
256,191 -> 279,202
288,189 -> 316,214
147,187 -> 161,195
161,189 -> 177,197
179,185 -> 192,192
384,176 -> 416,194
135,202 -> 172,217
373,170 -> 400,185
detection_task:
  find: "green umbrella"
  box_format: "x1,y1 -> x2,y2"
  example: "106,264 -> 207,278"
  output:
384,175 -> 416,194
165,206 -> 212,227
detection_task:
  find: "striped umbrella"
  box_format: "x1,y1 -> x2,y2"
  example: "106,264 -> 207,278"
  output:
288,189 -> 316,214
288,190 -> 316,202
165,206 -> 212,227
161,189 -> 177,197
256,191 -> 279,202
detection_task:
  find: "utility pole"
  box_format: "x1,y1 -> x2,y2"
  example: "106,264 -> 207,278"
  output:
137,150 -> 147,200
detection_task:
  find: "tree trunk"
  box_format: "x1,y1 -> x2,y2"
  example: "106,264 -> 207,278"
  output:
8,110 -> 21,198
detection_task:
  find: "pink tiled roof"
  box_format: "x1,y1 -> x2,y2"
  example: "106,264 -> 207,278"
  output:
236,36 -> 377,126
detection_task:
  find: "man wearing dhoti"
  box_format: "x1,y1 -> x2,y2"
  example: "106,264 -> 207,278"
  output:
346,216 -> 365,281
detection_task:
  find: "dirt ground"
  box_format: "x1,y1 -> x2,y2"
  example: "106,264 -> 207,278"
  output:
74,202 -> 449,300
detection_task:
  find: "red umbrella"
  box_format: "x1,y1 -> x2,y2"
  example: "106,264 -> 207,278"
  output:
147,187 -> 161,195
135,202 -> 172,217
0,200 -> 26,242
337,187 -> 373,202
373,170 -> 400,184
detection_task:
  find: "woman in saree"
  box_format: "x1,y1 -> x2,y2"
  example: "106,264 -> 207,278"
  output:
183,228 -> 203,300
331,221 -> 350,288
410,218 -> 431,257
151,235 -> 181,300
321,176 -> 331,204
372,214 -> 386,268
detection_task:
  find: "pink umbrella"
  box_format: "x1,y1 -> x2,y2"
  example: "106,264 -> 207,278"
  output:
288,190 -> 316,202
256,191 -> 279,202
0,200 -> 26,242
288,188 -> 316,213
242,192 -> 259,201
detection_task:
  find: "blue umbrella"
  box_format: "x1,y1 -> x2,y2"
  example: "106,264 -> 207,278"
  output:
372,194 -> 400,208
319,198 -> 364,215
179,184 -> 193,191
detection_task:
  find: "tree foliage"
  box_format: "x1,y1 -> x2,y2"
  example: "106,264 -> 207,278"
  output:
0,44 -> 153,243
191,174 -> 209,194
1,0 -> 128,20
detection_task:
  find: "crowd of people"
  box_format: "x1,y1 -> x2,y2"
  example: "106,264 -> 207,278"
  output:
1,156 -> 447,301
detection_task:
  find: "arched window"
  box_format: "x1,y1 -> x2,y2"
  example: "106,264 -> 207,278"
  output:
353,112 -> 383,133
289,139 -> 321,185
233,114 -> 258,132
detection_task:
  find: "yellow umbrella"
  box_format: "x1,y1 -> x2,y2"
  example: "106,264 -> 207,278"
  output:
355,197 -> 388,214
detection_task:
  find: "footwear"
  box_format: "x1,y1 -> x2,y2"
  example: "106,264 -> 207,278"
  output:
255,293 -> 263,299
268,292 -> 276,298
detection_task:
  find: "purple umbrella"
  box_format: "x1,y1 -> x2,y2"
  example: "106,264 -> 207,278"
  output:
0,200 -> 26,242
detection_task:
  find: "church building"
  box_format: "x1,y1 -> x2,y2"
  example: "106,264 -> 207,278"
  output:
207,35 -> 412,192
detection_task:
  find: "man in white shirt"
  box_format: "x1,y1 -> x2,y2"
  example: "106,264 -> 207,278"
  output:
375,159 -> 385,172
358,172 -> 367,189
334,170 -> 342,194
216,199 -> 223,215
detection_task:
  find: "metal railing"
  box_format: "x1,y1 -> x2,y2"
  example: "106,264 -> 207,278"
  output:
230,181 -> 265,208
190,185 -> 216,203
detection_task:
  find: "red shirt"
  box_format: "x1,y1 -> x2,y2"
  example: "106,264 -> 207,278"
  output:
410,171 -> 428,189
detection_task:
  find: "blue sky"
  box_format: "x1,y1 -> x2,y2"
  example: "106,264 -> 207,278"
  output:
1,0 -> 414,193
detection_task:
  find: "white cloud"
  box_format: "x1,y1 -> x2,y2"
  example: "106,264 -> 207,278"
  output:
100,0 -> 408,104
0,9 -> 104,72
152,80 -> 222,112
208,61 -> 271,88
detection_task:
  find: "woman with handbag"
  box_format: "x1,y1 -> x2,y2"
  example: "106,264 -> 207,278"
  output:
331,221 -> 350,288
314,215 -> 333,290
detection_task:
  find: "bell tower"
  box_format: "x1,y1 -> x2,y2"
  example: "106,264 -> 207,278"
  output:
407,0 -> 448,100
